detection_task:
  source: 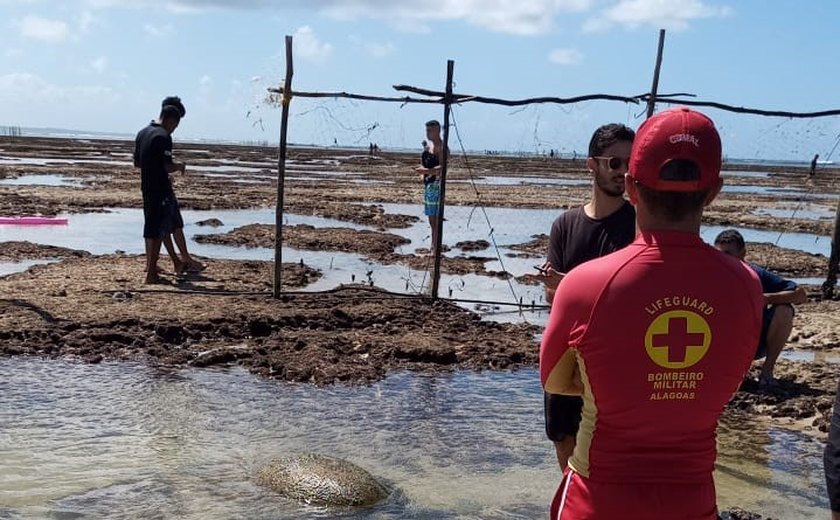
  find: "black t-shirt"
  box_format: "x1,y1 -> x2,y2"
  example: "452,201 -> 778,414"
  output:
543,200 -> 636,442
547,201 -> 636,273
134,121 -> 173,199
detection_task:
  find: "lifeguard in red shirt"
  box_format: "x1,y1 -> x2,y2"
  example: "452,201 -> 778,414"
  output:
540,107 -> 764,520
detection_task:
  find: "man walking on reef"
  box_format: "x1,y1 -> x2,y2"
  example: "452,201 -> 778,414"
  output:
540,108 -> 764,519
134,101 -> 186,283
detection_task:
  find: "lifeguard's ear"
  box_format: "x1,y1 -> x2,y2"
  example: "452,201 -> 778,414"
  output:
703,177 -> 724,207
625,174 -> 640,205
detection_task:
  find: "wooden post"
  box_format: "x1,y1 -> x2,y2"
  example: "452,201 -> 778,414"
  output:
273,35 -> 294,298
646,29 -> 666,119
823,196 -> 840,299
431,60 -> 454,300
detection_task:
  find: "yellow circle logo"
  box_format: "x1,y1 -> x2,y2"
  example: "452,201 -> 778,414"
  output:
644,310 -> 711,369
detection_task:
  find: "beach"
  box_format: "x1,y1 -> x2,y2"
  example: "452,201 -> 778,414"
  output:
1,135 -> 838,518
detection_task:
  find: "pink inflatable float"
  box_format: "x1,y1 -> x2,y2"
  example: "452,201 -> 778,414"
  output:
0,216 -> 69,225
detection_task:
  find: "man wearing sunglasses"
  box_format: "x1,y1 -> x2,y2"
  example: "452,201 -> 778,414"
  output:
539,123 -> 637,470
540,108 -> 763,519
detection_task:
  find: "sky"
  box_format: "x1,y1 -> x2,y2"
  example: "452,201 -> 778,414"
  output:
1,0 -> 839,161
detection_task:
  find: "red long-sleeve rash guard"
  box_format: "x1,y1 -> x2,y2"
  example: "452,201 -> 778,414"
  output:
540,230 -> 763,485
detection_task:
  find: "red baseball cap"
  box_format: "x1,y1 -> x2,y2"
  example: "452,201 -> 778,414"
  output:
629,107 -> 722,192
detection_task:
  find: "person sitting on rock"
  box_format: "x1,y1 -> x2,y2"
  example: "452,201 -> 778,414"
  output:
713,229 -> 807,386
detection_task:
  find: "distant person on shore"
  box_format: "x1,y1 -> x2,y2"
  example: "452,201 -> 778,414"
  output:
535,123 -> 636,470
415,120 -> 446,255
714,229 -> 807,385
826,379 -> 840,520
540,108 -> 763,519
811,153 -> 820,176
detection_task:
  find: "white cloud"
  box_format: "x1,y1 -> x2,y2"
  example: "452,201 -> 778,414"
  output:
390,18 -> 432,34
79,11 -> 96,33
91,56 -> 108,73
548,48 -> 583,65
581,17 -> 611,33
0,72 -> 118,104
293,26 -> 333,62
349,35 -> 397,58
322,0 -> 593,35
196,74 -> 213,102
83,0 -> 267,12
17,15 -> 70,43
143,23 -> 173,37
4,49 -> 24,59
81,0 -> 594,35
365,41 -> 397,58
583,0 -> 732,32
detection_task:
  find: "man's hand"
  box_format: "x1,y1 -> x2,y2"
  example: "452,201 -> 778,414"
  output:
539,262 -> 565,291
533,261 -> 565,304
553,437 -> 576,469
177,162 -> 187,174
832,510 -> 840,520
764,287 -> 807,306
791,287 -> 807,305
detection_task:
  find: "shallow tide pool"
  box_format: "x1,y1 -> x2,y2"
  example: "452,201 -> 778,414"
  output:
0,360 -> 830,519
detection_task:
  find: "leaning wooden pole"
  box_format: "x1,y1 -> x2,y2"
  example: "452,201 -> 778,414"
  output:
431,60 -> 454,300
823,196 -> 840,299
646,29 -> 666,118
273,35 -> 294,298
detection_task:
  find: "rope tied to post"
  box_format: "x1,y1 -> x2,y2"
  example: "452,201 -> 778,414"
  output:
279,87 -> 293,107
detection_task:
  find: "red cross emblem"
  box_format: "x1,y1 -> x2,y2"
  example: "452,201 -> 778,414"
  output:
652,316 -> 707,364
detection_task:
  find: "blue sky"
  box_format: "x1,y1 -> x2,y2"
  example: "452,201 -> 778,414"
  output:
1,0 -> 838,161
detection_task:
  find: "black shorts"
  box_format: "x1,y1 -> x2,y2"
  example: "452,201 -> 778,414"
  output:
544,392 -> 583,442
143,193 -> 181,240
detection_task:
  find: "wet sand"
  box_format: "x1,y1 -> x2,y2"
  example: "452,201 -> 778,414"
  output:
2,137 -> 838,224
0,240 -> 90,261
194,224 -> 510,278
0,250 -> 538,384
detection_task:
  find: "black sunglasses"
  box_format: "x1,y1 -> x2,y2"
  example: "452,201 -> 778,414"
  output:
593,156 -> 630,170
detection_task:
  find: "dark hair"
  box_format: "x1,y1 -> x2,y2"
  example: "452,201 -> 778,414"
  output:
714,229 -> 746,250
161,96 -> 186,118
160,105 -> 182,122
425,120 -> 440,128
636,185 -> 709,221
588,123 -> 635,158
